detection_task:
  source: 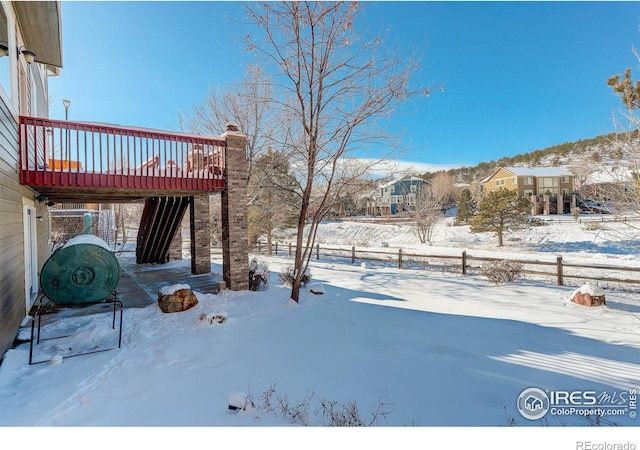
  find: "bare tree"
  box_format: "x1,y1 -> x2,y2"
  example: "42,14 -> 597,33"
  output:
179,65 -> 274,182
410,184 -> 445,244
245,2 -> 437,302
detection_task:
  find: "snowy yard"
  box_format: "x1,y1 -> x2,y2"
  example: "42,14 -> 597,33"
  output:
1,216 -> 639,447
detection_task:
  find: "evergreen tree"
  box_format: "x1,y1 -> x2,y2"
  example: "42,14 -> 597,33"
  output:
455,188 -> 474,224
469,188 -> 531,247
607,68 -> 640,111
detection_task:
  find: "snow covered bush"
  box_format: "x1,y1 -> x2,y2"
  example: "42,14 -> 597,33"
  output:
480,260 -> 522,284
249,258 -> 269,291
279,266 -> 311,287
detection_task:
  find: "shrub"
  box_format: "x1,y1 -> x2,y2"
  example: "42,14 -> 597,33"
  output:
480,260 -> 522,284
583,221 -> 602,231
249,258 -> 269,291
241,384 -> 392,426
279,266 -> 311,286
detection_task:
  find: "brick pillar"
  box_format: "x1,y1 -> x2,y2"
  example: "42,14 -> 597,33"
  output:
543,195 -> 550,215
531,195 -> 537,216
557,194 -> 563,215
221,122 -> 249,290
190,193 -> 211,275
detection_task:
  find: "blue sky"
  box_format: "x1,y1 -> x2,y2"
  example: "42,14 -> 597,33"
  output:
49,1 -> 640,170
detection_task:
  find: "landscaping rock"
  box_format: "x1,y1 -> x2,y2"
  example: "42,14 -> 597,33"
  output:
571,282 -> 606,307
158,285 -> 198,313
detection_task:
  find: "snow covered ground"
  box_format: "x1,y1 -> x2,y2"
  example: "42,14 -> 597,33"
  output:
1,216 -> 639,447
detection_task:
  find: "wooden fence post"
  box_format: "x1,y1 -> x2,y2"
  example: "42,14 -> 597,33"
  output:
352,246 -> 356,264
462,250 -> 467,275
399,248 -> 403,269
316,243 -> 320,260
288,242 -> 292,257
275,242 -> 278,255
556,255 -> 563,286
257,241 -> 261,254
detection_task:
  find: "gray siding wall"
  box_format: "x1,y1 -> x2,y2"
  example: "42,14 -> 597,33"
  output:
0,73 -> 51,361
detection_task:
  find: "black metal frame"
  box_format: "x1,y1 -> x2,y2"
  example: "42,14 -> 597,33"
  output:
28,291 -> 123,365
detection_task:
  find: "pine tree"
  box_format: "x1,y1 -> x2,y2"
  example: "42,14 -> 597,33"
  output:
469,188 -> 531,247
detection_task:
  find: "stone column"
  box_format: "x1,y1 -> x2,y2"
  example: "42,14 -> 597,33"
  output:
543,195 -> 550,215
557,194 -> 563,215
221,122 -> 249,290
190,193 -> 211,275
531,195 -> 537,216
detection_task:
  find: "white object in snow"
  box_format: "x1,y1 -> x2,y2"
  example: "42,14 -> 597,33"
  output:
228,392 -> 253,411
308,283 -> 325,295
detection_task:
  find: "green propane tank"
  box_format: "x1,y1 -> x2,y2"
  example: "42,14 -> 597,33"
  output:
40,235 -> 120,306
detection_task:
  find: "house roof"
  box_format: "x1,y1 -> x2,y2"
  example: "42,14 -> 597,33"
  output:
583,167 -> 637,185
379,175 -> 428,189
484,166 -> 574,181
502,166 -> 574,177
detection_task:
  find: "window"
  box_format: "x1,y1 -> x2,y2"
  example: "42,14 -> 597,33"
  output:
562,189 -> 569,196
0,5 -> 9,100
537,177 -> 559,196
524,177 -> 534,185
561,176 -> 569,183
391,195 -> 403,204
410,184 -> 417,193
495,180 -> 500,186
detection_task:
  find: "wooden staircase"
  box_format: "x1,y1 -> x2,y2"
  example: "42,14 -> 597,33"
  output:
136,196 -> 190,264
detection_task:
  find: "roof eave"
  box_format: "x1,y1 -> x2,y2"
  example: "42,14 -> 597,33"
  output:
14,1 -> 63,68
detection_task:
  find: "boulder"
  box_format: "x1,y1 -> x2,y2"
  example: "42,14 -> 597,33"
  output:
158,286 -> 198,313
571,282 -> 606,307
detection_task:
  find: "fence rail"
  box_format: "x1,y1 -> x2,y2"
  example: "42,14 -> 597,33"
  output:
253,241 -> 640,289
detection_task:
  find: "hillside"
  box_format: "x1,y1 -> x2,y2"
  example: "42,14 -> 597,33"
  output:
428,131 -> 638,184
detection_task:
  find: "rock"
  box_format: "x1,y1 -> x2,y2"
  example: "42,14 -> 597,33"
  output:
158,287 -> 198,313
571,282 -> 606,307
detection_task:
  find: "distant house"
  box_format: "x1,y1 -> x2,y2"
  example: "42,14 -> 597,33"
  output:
482,167 -> 576,215
367,175 -> 429,216
578,166 -> 638,212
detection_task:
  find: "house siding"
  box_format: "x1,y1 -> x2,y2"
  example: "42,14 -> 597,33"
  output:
0,20 -> 52,358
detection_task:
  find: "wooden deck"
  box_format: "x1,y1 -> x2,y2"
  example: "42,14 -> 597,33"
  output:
117,256 -> 221,309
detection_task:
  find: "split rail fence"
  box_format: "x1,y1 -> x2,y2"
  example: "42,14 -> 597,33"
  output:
252,241 -> 640,289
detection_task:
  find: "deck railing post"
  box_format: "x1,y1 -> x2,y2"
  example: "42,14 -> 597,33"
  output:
399,248 -> 403,269
352,246 -> 356,264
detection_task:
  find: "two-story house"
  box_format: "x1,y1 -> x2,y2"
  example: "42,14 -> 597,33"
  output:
367,175 -> 429,216
0,2 -> 64,360
482,166 -> 576,214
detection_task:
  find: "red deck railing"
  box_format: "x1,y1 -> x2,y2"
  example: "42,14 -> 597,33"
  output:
19,116 -> 226,197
